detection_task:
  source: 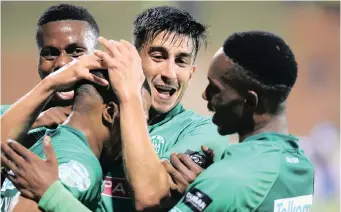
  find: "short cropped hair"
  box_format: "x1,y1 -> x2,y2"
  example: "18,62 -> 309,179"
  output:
223,31 -> 298,114
36,4 -> 99,48
133,6 -> 207,60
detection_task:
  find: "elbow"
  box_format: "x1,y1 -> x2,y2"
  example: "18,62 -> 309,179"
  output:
134,173 -> 169,211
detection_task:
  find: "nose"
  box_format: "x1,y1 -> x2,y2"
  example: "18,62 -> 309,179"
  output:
161,60 -> 177,80
53,52 -> 73,71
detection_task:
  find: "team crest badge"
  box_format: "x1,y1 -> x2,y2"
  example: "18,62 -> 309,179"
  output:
151,135 -> 165,154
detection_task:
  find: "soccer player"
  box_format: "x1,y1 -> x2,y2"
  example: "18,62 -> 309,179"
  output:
171,31 -> 315,211
1,3 -> 101,187
98,6 -> 228,211
1,49 -> 151,211
1,4 -> 100,134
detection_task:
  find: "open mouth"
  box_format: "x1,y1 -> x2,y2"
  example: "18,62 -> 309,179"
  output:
154,85 -> 177,99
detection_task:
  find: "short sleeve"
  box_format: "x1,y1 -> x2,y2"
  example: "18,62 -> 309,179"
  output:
33,134 -> 103,211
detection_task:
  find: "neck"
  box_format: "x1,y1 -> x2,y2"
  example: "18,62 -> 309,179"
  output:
148,107 -> 166,125
239,110 -> 289,142
63,111 -> 105,159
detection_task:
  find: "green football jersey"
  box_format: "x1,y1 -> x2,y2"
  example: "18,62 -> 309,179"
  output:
0,104 -> 11,115
170,132 -> 315,212
0,125 -> 103,212
99,104 -> 228,212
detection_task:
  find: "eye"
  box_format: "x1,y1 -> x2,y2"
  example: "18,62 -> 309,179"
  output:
175,57 -> 188,67
40,49 -> 59,60
68,48 -> 86,58
150,53 -> 165,61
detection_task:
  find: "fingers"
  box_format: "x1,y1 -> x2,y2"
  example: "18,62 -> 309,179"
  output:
98,37 -> 122,57
170,153 -> 196,183
1,141 -> 28,166
43,136 -> 57,165
1,154 -> 18,174
120,39 -> 138,56
8,140 -> 39,162
81,54 -> 104,70
50,108 -> 68,124
202,145 -> 215,159
59,106 -> 72,116
93,50 -> 117,69
177,153 -> 202,175
88,72 -> 109,86
163,160 -> 188,187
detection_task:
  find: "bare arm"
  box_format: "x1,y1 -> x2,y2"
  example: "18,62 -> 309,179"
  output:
1,55 -> 106,144
96,37 -> 169,211
120,95 -> 169,210
0,79 -> 54,143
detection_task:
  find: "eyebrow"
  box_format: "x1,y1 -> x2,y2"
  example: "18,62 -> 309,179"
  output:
42,43 -> 84,50
148,46 -> 193,58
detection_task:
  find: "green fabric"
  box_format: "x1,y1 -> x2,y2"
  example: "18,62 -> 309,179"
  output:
170,132 -> 315,212
1,125 -> 103,211
99,104 -> 228,212
0,104 -> 11,115
38,180 -> 91,212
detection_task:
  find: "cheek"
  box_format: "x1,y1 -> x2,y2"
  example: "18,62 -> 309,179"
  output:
38,59 -> 54,76
176,68 -> 192,85
142,59 -> 158,79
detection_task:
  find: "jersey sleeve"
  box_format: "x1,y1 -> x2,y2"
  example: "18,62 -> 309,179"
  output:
170,149 -> 281,212
38,180 -> 92,212
160,118 -> 228,162
170,172 -> 242,211
43,135 -> 103,211
0,104 -> 11,116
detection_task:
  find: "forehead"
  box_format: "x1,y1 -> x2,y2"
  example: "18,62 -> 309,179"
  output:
146,31 -> 194,56
40,20 -> 90,47
208,48 -> 234,81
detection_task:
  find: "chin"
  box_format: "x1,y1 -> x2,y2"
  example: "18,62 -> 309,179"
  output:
152,99 -> 179,114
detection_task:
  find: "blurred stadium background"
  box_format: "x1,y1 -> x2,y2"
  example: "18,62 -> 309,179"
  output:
1,1 -> 340,211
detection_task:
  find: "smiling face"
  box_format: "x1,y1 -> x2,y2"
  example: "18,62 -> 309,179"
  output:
139,31 -> 197,113
202,48 -> 247,135
37,20 -> 96,106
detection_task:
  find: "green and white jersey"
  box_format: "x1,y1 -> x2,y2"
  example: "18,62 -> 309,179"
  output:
99,104 -> 228,212
170,132 -> 315,212
0,125 -> 103,212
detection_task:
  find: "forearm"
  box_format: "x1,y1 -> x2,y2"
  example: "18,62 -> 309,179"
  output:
120,94 -> 169,210
38,181 -> 91,212
1,79 -> 55,143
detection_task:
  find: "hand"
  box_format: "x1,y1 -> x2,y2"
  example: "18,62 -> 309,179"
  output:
1,136 -> 59,202
45,54 -> 109,92
94,36 -> 145,102
162,146 -> 215,197
31,106 -> 72,129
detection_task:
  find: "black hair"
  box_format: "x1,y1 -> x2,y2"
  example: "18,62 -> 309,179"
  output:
133,6 -> 207,60
36,4 -> 99,48
222,31 -> 298,114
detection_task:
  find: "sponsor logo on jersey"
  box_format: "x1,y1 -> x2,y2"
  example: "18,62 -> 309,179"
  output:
102,176 -> 131,199
184,150 -> 209,168
286,156 -> 299,164
182,187 -> 212,212
274,194 -> 312,212
58,160 -> 91,191
151,135 -> 165,154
